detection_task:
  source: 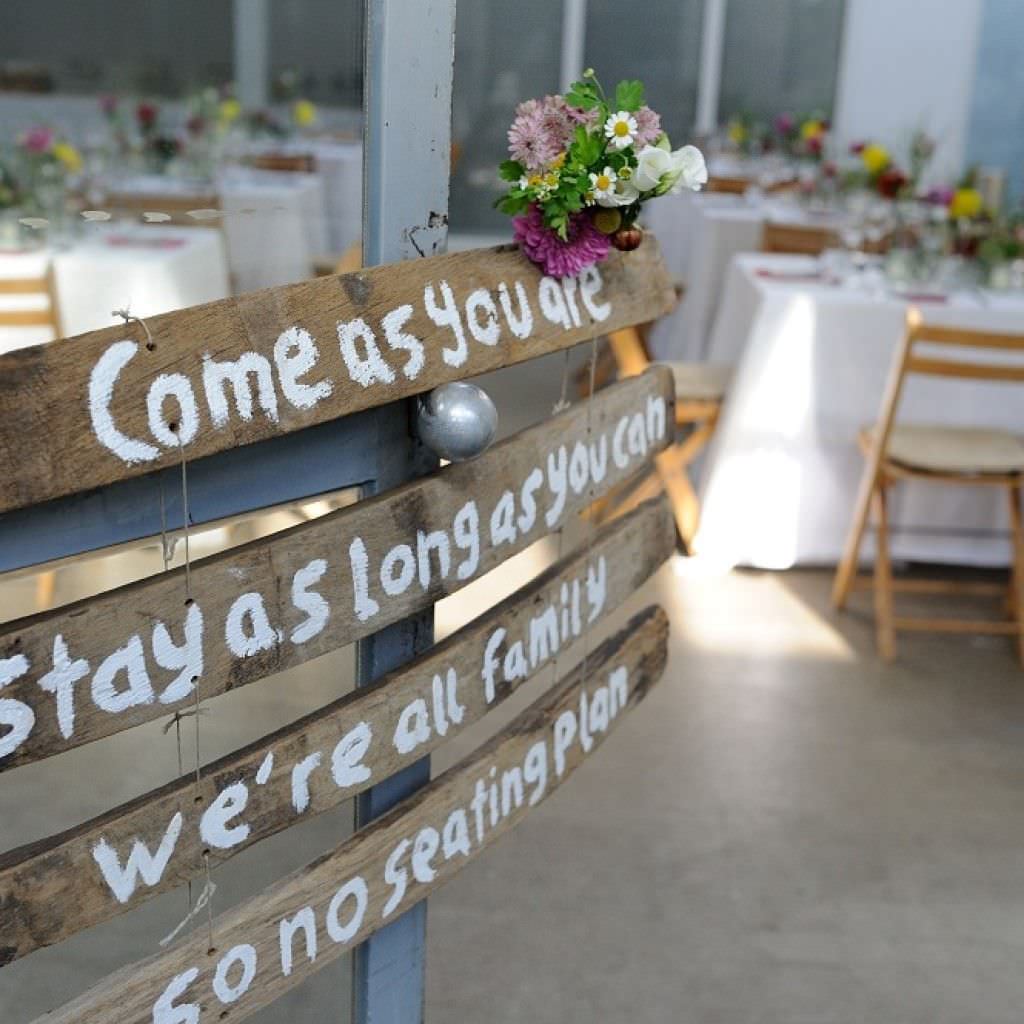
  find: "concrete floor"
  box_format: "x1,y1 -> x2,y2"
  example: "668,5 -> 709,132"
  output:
3,353 -> 1024,1022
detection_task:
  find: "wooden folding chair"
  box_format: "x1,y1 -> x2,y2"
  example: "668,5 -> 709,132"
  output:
593,325 -> 730,551
833,309 -> 1024,663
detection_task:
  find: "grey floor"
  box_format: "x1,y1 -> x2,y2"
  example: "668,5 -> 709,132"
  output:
3,352 -> 1024,1022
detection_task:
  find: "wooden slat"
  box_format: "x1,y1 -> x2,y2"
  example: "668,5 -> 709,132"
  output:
0,308 -> 54,327
0,277 -> 49,294
908,321 -> 1024,350
0,496 -> 674,963
891,616 -> 1018,635
905,355 -> 1024,383
27,604 -> 669,1024
0,369 -> 673,770
0,240 -> 675,514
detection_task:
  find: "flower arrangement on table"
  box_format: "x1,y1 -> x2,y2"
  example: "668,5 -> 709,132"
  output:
723,112 -> 769,156
773,112 -> 829,162
496,70 -> 706,277
11,125 -> 82,216
845,140 -> 910,199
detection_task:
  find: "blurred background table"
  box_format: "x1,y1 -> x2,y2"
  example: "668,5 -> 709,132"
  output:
0,224 -> 229,353
693,252 -> 1024,570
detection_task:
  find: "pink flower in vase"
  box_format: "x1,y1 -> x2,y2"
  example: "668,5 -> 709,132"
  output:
99,94 -> 119,117
774,113 -> 795,136
513,205 -> 612,278
21,125 -> 54,154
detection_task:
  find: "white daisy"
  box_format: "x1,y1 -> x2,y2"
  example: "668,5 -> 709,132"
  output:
604,110 -> 639,150
588,166 -> 618,203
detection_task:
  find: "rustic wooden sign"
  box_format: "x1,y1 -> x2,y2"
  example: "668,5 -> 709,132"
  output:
0,241 -> 675,514
0,496 -> 674,964
28,604 -> 669,1024
0,369 -> 672,771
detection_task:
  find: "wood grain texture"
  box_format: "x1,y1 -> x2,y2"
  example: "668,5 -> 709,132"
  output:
29,604 -> 669,1024
0,497 -> 674,964
0,369 -> 673,770
0,240 -> 675,513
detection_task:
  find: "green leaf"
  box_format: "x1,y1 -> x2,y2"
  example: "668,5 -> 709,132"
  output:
565,80 -> 600,111
614,79 -> 645,113
495,193 -> 529,215
498,159 -> 524,182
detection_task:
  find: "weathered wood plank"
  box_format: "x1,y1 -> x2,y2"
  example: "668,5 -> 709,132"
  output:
0,240 -> 675,514
0,368 -> 673,770
0,496 -> 674,964
29,604 -> 669,1024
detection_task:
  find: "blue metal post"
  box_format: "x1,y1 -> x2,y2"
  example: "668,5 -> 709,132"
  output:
353,1 -> 455,1021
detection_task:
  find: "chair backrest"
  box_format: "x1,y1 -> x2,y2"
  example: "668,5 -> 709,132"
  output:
761,221 -> 838,256
707,174 -> 749,195
0,266 -> 62,336
105,191 -> 222,226
248,152 -> 317,173
866,307 -> 1024,472
607,326 -> 652,378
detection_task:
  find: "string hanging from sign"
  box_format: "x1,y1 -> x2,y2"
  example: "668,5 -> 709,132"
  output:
114,306 -> 215,953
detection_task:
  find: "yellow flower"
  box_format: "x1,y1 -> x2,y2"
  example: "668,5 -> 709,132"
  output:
949,187 -> 983,220
219,98 -> 241,124
861,143 -> 890,175
727,120 -> 747,145
293,99 -> 317,127
800,119 -> 824,140
52,141 -> 82,173
551,151 -> 566,170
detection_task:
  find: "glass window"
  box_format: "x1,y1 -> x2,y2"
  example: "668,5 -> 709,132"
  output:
718,0 -> 845,121
0,0 -> 232,97
584,0 -> 704,146
267,0 -> 364,109
966,0 -> 1024,203
449,0 -> 564,235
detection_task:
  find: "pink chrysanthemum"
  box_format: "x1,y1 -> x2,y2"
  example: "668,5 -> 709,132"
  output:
633,106 -> 662,147
513,204 -> 611,278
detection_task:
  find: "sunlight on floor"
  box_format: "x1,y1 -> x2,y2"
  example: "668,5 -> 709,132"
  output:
664,553 -> 855,661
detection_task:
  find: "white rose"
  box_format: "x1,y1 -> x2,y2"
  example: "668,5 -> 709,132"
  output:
633,145 -> 673,192
668,145 -> 708,193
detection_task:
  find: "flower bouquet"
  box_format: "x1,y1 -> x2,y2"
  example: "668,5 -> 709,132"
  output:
773,112 -> 829,162
496,70 -> 706,277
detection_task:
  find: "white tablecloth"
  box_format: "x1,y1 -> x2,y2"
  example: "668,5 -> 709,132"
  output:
112,169 -> 328,292
694,254 -> 1024,569
646,193 -> 852,363
238,139 -> 363,255
0,225 -> 230,352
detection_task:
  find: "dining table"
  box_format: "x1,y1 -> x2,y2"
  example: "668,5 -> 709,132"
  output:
645,190 -> 853,363
0,223 -> 230,353
692,253 -> 1024,570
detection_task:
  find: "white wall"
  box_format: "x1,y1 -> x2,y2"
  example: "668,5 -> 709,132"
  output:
832,0 -> 984,185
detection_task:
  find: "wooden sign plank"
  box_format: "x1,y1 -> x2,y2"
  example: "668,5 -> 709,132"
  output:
29,604 -> 669,1024
0,496 -> 674,964
0,369 -> 672,771
0,241 -> 675,514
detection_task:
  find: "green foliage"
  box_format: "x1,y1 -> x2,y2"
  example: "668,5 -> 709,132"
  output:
564,79 -> 601,112
498,159 -> 524,182
570,125 -> 602,168
614,79 -> 645,113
